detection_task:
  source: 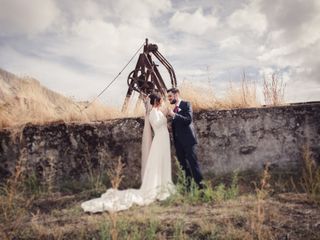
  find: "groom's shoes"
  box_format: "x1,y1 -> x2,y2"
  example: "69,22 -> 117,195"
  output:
199,191 -> 205,199
198,181 -> 206,199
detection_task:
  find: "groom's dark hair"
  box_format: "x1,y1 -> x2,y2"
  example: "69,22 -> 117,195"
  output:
167,88 -> 180,94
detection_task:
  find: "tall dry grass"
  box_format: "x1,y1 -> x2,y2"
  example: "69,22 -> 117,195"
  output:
250,163 -> 274,240
224,76 -> 259,109
178,74 -> 260,111
263,73 -> 285,106
300,145 -> 320,205
105,156 -> 126,240
0,149 -> 31,240
177,82 -> 218,110
1,70 -> 287,129
0,75 -> 125,128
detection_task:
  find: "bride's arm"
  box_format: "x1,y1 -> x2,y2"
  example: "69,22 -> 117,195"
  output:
142,95 -> 152,115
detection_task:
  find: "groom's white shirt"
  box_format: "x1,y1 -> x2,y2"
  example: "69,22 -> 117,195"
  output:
176,99 -> 182,109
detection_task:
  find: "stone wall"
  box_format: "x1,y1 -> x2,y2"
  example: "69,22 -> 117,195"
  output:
0,102 -> 319,189
195,102 -> 320,174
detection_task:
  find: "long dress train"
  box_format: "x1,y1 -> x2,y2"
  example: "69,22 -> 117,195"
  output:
81,107 -> 175,213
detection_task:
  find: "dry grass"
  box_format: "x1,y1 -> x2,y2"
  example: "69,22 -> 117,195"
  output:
104,156 -> 126,240
1,160 -> 320,239
107,156 -> 126,190
263,73 -> 286,106
0,95 -> 124,128
177,75 -> 260,112
0,72 -> 126,129
0,151 -> 31,240
300,145 -> 320,205
224,73 -> 260,109
1,69 -> 287,129
250,163 -> 274,240
178,82 -> 218,110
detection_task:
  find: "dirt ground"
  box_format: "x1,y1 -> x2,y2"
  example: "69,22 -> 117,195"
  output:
2,190 -> 319,240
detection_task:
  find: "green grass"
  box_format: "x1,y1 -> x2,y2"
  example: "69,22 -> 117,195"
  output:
164,159 -> 239,205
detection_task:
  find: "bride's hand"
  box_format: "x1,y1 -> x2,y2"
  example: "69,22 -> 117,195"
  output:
160,105 -> 169,117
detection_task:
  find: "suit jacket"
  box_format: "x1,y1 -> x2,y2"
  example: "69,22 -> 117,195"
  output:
171,100 -> 198,146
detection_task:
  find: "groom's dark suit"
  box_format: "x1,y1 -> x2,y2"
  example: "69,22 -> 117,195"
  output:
172,100 -> 203,188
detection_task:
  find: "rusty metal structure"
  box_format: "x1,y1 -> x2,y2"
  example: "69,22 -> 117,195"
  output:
122,38 -> 177,112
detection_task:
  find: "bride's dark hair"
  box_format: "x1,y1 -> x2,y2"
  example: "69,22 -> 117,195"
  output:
149,92 -> 162,106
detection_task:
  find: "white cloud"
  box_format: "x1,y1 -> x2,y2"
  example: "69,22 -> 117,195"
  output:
169,8 -> 218,35
0,0 -> 60,36
285,72 -> 320,103
59,0 -> 103,20
219,36 -> 240,49
106,0 -> 171,26
45,19 -> 156,75
227,0 -> 267,36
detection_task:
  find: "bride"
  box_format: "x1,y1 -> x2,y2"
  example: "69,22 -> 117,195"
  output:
81,92 -> 175,213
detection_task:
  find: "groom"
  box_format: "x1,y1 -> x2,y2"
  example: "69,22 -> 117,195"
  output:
167,88 -> 204,189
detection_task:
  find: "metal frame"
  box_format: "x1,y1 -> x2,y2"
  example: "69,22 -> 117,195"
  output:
122,39 -> 177,112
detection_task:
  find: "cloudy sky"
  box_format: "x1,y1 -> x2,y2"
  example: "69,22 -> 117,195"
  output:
0,0 -> 319,106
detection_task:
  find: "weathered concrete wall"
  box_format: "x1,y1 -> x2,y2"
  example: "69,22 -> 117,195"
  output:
0,102 -> 319,189
195,102 -> 320,174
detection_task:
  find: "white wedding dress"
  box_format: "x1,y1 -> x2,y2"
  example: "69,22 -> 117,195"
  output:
81,104 -> 175,213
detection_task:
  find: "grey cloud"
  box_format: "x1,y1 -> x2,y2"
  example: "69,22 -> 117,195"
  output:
0,0 -> 60,36
260,0 -> 318,32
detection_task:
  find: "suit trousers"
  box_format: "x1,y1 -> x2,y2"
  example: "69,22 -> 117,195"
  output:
174,140 -> 203,189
